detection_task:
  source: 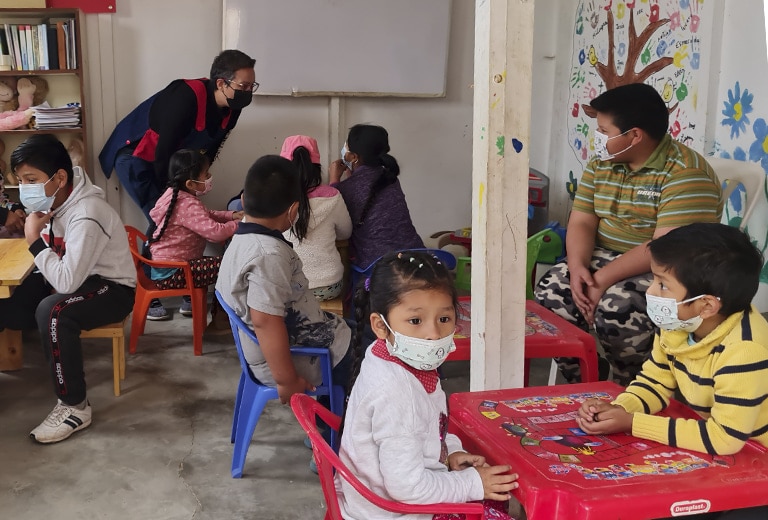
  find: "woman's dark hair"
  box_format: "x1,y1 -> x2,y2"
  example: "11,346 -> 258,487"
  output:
147,149 -> 209,245
647,223 -> 763,315
10,134 -> 74,183
347,251 -> 458,393
347,124 -> 400,225
209,49 -> 255,81
289,145 -> 322,241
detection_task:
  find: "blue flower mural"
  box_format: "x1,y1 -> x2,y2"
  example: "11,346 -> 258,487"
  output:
748,118 -> 768,173
722,82 -> 754,139
720,147 -> 747,162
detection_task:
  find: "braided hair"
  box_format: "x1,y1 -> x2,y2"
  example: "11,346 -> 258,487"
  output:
347,250 -> 458,394
346,124 -> 400,225
289,145 -> 321,241
147,148 -> 210,245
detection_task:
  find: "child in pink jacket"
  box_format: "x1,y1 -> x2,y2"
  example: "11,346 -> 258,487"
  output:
147,148 -> 242,322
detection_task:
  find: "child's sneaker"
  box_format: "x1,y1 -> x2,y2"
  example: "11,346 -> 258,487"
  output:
179,296 -> 193,317
147,299 -> 170,321
30,400 -> 92,444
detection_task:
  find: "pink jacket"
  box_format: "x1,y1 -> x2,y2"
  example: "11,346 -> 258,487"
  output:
149,188 -> 237,262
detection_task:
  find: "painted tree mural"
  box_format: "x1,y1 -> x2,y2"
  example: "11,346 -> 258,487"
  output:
568,0 -> 705,166
581,7 -> 676,117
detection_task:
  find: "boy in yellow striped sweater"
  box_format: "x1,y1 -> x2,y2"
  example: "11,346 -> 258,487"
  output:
578,223 -> 768,519
578,222 -> 768,451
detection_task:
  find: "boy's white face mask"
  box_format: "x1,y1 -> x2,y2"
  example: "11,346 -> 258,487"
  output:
593,129 -> 633,161
645,293 -> 705,332
379,314 -> 455,371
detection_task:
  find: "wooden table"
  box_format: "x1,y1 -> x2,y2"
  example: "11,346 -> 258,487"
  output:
0,238 -> 35,371
448,382 -> 768,519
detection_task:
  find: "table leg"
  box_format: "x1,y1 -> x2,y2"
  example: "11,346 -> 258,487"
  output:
0,329 -> 23,371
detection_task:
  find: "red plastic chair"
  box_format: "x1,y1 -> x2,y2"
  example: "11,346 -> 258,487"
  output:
290,393 -> 484,520
125,226 -> 208,356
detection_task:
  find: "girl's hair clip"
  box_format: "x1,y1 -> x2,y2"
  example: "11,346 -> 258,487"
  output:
364,278 -> 371,292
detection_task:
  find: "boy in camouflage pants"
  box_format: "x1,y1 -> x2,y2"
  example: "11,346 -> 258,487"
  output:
535,84 -> 722,385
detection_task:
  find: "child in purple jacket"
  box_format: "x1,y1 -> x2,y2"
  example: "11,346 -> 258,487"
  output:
329,124 -> 423,269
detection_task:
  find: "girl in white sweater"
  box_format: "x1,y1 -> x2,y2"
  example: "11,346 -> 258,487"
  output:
339,251 -> 519,519
281,135 -> 352,300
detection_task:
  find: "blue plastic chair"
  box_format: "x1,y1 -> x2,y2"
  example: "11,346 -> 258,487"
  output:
215,290 -> 345,478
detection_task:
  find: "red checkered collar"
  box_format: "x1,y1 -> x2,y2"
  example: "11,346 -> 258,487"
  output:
371,339 -> 439,393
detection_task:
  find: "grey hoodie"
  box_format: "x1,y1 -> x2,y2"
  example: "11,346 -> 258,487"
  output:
30,166 -> 136,293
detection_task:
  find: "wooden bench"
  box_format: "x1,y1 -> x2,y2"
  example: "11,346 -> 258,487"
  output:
80,318 -> 128,396
0,317 -> 128,396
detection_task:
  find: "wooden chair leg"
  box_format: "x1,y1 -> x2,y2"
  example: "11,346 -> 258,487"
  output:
112,337 -> 121,397
117,335 -> 125,380
0,329 -> 24,371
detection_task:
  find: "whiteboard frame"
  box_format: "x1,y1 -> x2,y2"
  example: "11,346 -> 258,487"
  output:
222,0 -> 451,98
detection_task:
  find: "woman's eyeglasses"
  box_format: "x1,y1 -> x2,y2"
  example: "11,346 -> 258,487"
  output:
224,79 -> 260,92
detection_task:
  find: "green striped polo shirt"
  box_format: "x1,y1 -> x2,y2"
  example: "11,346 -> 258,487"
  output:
573,134 -> 723,253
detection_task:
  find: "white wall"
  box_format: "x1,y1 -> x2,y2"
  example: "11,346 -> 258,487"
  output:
86,0 -> 477,238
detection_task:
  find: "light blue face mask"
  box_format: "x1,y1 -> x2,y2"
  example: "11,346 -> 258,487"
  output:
340,144 -> 355,171
19,177 -> 59,213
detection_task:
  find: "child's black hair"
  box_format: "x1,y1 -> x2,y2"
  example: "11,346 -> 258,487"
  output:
590,83 -> 669,141
346,124 -> 400,225
288,145 -> 321,241
10,134 -> 74,183
347,250 -> 458,392
147,149 -> 210,245
242,155 -> 301,218
647,223 -> 763,316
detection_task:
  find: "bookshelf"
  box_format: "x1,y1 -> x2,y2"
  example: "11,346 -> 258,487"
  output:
0,8 -> 86,199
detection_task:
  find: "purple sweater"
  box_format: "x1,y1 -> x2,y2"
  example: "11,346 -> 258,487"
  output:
333,164 -> 423,268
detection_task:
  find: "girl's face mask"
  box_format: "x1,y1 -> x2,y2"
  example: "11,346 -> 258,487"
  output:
379,314 -> 455,371
340,144 -> 355,171
193,178 -> 213,196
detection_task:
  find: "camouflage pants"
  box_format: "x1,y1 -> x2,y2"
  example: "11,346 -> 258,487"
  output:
533,247 -> 654,386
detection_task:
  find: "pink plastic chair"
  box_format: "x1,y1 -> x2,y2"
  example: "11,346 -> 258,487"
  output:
290,393 -> 484,520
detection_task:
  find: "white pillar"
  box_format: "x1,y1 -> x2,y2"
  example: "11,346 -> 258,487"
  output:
471,0 -> 534,390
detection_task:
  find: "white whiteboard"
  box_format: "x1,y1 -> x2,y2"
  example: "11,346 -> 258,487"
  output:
222,0 -> 452,97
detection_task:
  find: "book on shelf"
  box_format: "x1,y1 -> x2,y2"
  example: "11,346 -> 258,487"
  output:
0,26 -> 9,71
33,101 -> 81,130
0,18 -> 76,71
46,24 -> 58,70
56,21 -> 66,69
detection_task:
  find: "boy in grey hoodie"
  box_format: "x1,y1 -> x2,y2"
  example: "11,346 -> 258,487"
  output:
11,135 -> 136,444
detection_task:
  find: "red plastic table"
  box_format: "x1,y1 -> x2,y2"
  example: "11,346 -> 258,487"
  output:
448,382 -> 768,520
449,298 -> 599,385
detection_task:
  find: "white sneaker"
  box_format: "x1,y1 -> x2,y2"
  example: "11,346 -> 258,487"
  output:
30,400 -> 92,444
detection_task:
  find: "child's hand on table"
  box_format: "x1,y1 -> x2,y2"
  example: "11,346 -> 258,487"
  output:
576,398 -> 633,435
476,464 -> 519,501
447,451 -> 487,471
